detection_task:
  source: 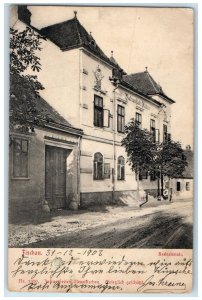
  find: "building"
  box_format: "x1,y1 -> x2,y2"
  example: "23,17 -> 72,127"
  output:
171,147 -> 194,199
9,74 -> 83,222
10,5 -> 176,211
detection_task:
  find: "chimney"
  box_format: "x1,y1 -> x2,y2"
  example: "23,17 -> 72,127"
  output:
18,5 -> 32,25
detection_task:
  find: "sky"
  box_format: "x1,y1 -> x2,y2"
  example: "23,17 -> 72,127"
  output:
29,5 -> 194,148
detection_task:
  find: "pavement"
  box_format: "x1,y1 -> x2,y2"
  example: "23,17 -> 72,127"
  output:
8,198 -> 193,249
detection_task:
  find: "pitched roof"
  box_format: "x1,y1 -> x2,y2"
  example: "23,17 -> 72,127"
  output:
10,73 -> 83,135
40,16 -> 117,68
123,71 -> 175,103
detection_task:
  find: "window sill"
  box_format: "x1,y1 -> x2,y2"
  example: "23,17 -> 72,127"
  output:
11,177 -> 31,180
93,126 -> 113,133
117,132 -> 125,136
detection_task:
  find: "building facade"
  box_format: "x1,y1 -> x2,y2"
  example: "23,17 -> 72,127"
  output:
171,147 -> 194,200
9,74 -> 83,222
10,6 -> 176,211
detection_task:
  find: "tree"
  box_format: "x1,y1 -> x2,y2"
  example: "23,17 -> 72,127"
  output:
122,119 -> 187,199
158,140 -> 187,178
121,119 -> 156,189
155,139 -> 188,200
9,26 -> 46,130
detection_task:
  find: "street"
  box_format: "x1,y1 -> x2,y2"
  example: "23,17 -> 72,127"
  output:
9,198 -> 193,249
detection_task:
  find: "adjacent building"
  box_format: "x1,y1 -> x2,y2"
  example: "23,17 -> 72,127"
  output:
171,146 -> 194,199
9,74 -> 83,222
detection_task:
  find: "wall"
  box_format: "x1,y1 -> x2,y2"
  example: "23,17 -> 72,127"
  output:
79,50 -> 168,205
37,42 -> 81,128
9,127 -> 79,223
171,178 -> 193,199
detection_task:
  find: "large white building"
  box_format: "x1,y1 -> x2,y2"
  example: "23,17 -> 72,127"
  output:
10,6 -> 175,213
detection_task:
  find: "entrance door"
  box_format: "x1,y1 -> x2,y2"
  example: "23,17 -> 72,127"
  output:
45,145 -> 67,209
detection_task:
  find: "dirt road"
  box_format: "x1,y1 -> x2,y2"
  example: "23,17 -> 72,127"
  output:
12,198 -> 192,249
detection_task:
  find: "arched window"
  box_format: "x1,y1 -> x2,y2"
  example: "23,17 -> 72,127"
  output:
117,156 -> 125,180
93,152 -> 103,180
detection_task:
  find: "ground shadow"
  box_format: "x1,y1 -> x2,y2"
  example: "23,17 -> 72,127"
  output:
9,198 -> 128,225
18,210 -> 193,249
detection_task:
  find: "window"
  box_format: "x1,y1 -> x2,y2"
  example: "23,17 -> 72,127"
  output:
135,112 -> 142,128
117,105 -> 125,133
150,119 -> 156,142
94,95 -> 103,127
93,152 -> 103,180
176,181 -> 181,191
186,182 -> 190,191
163,124 -> 168,142
13,138 -> 29,178
150,169 -> 157,181
117,156 -> 125,180
139,169 -> 148,181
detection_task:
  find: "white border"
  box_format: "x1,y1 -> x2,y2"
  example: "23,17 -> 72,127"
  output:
2,1 -> 201,300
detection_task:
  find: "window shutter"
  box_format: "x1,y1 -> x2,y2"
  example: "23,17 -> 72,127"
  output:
94,161 -> 97,179
103,109 -> 110,127
117,164 -> 121,180
155,129 -> 160,143
121,165 -> 125,180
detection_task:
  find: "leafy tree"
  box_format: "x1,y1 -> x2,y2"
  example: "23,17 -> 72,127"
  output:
158,139 -> 188,179
122,119 -> 187,198
154,139 -> 188,200
10,73 -> 50,132
9,26 -> 46,130
121,119 -> 156,189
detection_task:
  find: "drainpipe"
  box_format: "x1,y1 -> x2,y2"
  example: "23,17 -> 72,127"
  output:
112,83 -> 119,203
78,50 -> 82,207
79,49 -> 83,128
77,136 -> 81,206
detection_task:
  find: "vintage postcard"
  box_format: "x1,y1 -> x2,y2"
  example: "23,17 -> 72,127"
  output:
8,5 -> 194,294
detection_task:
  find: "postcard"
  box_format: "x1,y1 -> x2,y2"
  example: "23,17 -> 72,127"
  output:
8,5 -> 194,294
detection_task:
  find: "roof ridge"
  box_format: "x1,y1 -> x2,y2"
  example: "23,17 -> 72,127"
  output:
145,71 -> 159,93
74,18 -> 83,45
41,17 -> 75,31
125,72 -> 144,77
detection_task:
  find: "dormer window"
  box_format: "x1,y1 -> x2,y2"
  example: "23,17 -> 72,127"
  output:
89,39 -> 96,49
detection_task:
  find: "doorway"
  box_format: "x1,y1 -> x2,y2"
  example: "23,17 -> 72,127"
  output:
45,145 -> 68,209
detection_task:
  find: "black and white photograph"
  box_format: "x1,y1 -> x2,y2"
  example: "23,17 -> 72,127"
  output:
8,5 -> 194,251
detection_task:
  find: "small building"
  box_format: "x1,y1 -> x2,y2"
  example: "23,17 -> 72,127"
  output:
9,74 -> 83,222
171,147 -> 194,199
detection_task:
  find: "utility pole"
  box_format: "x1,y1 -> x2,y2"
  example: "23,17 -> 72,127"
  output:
109,77 -> 120,203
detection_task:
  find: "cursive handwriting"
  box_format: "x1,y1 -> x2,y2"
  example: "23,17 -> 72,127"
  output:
9,248 -> 192,293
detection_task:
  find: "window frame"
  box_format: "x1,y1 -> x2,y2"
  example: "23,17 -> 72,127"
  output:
150,169 -> 157,181
139,169 -> 148,181
163,124 -> 168,142
186,182 -> 190,191
117,105 -> 125,133
150,119 -> 156,142
135,112 -> 142,129
94,95 -> 103,128
176,181 -> 181,191
117,156 -> 125,180
93,152 -> 104,180
12,137 -> 29,179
